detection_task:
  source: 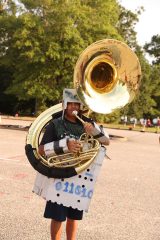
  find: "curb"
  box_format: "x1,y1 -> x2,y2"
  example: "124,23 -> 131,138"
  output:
109,134 -> 127,142
0,124 -> 29,131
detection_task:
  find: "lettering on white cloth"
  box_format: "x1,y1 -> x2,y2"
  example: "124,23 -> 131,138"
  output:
33,147 -> 106,212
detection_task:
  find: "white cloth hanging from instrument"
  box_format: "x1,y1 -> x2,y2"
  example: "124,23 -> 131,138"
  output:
33,146 -> 106,212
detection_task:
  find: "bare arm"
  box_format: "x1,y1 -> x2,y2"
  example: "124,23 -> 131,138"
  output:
83,122 -> 110,145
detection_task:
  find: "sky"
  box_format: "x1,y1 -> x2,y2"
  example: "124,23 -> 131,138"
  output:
119,0 -> 160,47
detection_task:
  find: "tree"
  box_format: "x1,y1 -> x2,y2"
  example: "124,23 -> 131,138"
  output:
143,35 -> 160,117
123,48 -> 160,119
149,64 -> 160,116
0,0 -> 121,114
144,34 -> 160,64
116,6 -> 160,120
116,4 -> 144,47
2,0 -> 157,121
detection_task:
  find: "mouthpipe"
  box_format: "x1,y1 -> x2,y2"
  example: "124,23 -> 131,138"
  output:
72,111 -> 85,124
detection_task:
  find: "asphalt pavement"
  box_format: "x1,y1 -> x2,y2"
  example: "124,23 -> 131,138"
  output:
0,122 -> 160,240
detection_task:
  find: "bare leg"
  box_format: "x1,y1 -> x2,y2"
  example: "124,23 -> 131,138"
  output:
66,218 -> 78,240
50,219 -> 63,240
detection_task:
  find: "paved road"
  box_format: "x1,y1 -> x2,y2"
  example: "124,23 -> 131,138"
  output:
0,128 -> 160,240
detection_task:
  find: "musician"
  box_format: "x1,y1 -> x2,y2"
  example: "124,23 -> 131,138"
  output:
38,88 -> 110,240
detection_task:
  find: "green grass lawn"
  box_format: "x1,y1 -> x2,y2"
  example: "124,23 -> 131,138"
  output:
103,123 -> 159,134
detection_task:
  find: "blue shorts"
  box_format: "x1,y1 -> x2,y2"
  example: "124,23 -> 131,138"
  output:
44,201 -> 83,222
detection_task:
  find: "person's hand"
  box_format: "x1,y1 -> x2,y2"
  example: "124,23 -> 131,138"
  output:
83,122 -> 94,135
38,145 -> 45,156
67,139 -> 81,153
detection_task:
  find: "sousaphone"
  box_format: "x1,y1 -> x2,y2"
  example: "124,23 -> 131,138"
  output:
25,39 -> 141,178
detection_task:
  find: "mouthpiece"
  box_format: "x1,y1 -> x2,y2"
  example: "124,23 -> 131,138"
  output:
72,110 -> 78,116
72,111 -> 85,124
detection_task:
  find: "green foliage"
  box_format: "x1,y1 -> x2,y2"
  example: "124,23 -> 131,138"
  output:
0,0 -> 159,121
0,0 -> 121,114
116,4 -> 143,47
144,35 -> 160,64
124,51 -> 160,119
